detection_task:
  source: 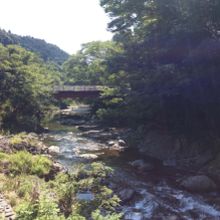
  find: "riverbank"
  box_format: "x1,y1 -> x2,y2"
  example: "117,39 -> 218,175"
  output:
1,105 -> 220,219
40,105 -> 220,219
55,105 -> 220,191
0,132 -> 122,219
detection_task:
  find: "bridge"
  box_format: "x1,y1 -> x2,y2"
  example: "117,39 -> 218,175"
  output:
53,85 -> 105,99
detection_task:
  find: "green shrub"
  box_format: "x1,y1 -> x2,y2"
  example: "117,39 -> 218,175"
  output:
71,163 -> 121,218
9,132 -> 27,146
0,152 -> 8,160
16,195 -> 66,220
7,151 -> 52,176
16,201 -> 37,220
67,214 -> 86,220
9,151 -> 33,175
92,210 -> 122,220
1,157 -> 121,219
76,162 -> 113,179
32,156 -> 52,176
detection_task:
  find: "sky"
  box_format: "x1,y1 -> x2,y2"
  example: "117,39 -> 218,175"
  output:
0,0 -> 113,54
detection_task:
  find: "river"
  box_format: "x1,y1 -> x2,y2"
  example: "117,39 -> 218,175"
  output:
42,105 -> 220,220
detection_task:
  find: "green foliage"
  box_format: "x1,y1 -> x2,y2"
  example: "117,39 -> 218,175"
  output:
67,215 -> 86,220
92,210 -> 122,220
49,173 -> 76,216
16,194 -> 65,220
0,44 -> 61,131
2,151 -> 52,176
1,154 -> 121,219
63,41 -> 123,85
9,132 -> 27,146
0,28 -> 69,65
76,162 -> 113,179
0,152 -> 8,160
72,163 -> 120,218
16,201 -> 37,220
96,0 -> 220,140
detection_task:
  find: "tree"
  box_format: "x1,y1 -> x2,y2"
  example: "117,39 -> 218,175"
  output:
99,0 -> 220,136
63,41 -> 123,85
0,44 -> 61,131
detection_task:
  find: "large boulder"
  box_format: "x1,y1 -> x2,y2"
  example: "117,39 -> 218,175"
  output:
138,131 -> 215,169
118,188 -> 135,202
129,160 -> 154,172
180,175 -> 217,192
78,154 -> 98,160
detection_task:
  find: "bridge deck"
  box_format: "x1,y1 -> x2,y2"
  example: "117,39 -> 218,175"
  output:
53,85 -> 105,92
53,85 -> 106,99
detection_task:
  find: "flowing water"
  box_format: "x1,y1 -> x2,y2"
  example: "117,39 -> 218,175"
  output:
42,106 -> 220,220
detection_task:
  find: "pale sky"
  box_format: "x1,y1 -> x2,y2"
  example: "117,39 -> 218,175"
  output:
0,0 -> 113,54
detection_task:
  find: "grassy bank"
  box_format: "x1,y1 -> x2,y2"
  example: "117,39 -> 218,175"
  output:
0,133 -> 122,220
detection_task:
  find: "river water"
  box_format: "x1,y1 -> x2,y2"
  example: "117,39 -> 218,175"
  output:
43,106 -> 220,220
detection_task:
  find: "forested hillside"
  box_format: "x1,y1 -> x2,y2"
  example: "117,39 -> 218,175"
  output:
0,29 -> 69,65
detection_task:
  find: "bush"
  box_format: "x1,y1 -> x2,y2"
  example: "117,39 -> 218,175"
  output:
7,151 -> 52,176
16,194 -> 66,220
92,210 -> 122,220
0,156 -> 121,219
9,132 -> 27,146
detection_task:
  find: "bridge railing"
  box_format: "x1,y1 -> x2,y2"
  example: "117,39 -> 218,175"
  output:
53,85 -> 106,92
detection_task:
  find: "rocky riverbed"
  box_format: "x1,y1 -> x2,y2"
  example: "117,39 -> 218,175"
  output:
40,105 -> 220,219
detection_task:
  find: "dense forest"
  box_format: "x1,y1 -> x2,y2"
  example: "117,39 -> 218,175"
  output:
64,0 -> 220,143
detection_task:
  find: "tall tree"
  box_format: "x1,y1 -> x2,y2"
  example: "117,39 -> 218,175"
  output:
0,44 -> 61,131
99,0 -> 220,136
63,41 -> 123,85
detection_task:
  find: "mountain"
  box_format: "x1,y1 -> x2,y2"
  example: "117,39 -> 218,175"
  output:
0,29 -> 69,65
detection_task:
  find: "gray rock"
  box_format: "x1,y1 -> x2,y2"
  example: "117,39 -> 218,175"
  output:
180,175 -> 217,192
52,162 -> 66,173
107,140 -> 116,146
124,212 -> 144,220
163,159 -> 177,167
111,143 -> 124,151
129,160 -> 154,171
118,139 -> 126,146
138,131 -> 215,169
78,154 -> 98,160
118,188 -> 135,202
76,192 -> 95,201
48,146 -> 60,155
